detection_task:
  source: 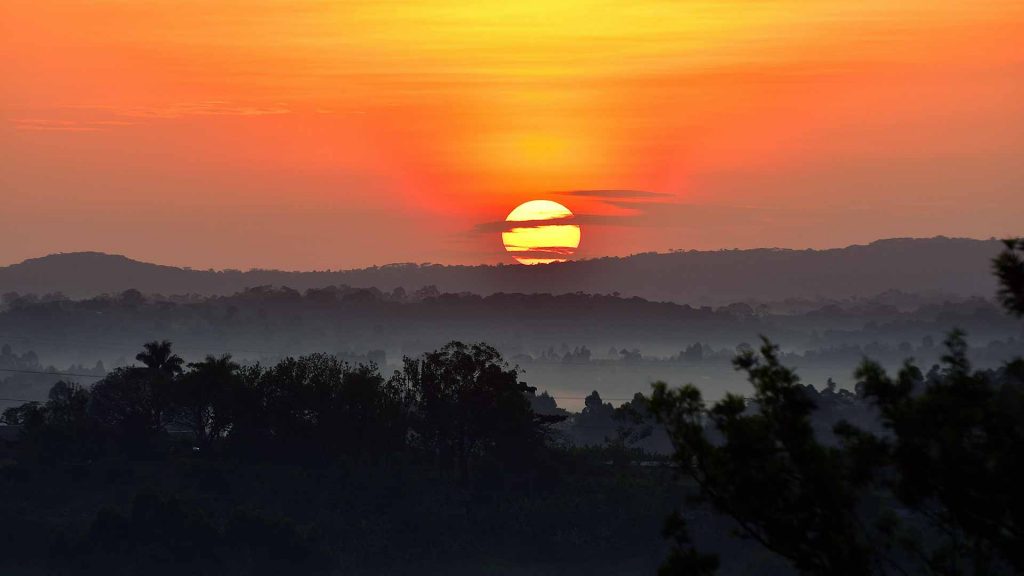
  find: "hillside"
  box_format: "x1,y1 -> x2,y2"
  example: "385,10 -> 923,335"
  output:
0,237 -> 1003,304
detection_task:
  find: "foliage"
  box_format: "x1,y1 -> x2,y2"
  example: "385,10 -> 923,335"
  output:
6,339 -> 556,476
397,341 -> 556,481
1,380 -> 97,461
230,353 -> 412,461
649,339 -> 873,576
0,339 -> 605,573
171,354 -> 241,449
88,367 -> 169,454
646,239 -> 1024,575
848,331 -> 1024,574
993,238 -> 1024,317
135,340 -> 184,377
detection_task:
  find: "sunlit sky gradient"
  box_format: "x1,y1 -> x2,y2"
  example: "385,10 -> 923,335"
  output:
2,1 -> 1022,269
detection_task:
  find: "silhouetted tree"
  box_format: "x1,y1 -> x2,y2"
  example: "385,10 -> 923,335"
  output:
229,353 -> 411,461
569,391 -> 618,447
681,343 -> 704,363
1,380 -> 96,461
398,341 -> 547,481
89,367 -> 167,453
619,348 -> 642,362
841,330 -> 1023,574
821,240 -> 1024,574
528,391 -> 567,418
135,340 -> 184,377
233,353 -> 348,458
649,339 -> 873,576
135,338 -> 183,375
994,238 -> 1024,317
324,361 -> 412,459
562,345 -> 592,363
172,354 -> 241,449
603,393 -> 657,466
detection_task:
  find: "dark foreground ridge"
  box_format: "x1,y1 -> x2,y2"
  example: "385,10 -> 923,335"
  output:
0,237 -> 1002,303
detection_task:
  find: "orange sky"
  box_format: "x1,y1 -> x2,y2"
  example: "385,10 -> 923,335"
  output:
2,0 -> 1022,269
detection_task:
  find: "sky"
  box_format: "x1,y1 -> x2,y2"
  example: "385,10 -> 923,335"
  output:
2,0 -> 1022,270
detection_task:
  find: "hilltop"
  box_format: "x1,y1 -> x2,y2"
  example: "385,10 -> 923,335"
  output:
0,237 -> 1002,304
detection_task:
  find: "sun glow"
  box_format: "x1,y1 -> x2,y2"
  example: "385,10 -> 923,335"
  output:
3,1 -> 1022,267
502,200 -> 581,265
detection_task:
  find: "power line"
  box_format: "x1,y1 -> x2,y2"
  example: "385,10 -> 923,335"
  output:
0,368 -> 640,401
0,396 -> 647,431
0,330 -> 280,356
0,334 -> 674,376
0,347 -> 643,405
544,395 -> 636,401
0,367 -> 104,379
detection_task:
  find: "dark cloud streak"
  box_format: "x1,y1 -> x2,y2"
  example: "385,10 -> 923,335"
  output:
471,202 -> 771,236
504,247 -> 578,258
473,217 -> 577,234
555,189 -> 674,200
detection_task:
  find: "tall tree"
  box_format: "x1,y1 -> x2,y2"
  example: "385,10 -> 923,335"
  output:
173,354 -> 240,449
228,353 -> 412,461
136,340 -> 184,377
399,342 -> 548,481
89,367 -> 166,453
1,380 -> 96,461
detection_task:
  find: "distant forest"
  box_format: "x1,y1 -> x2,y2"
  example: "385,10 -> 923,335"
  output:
1,280 -> 1021,409
2,285 -> 1018,356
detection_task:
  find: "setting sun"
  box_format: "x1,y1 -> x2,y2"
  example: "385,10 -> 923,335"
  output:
502,200 -> 581,265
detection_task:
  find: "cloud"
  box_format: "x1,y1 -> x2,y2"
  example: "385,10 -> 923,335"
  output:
11,118 -> 136,132
595,201 -> 769,228
124,101 -> 292,119
10,101 -> 292,133
473,216 -> 577,234
555,189 -> 674,200
63,101 -> 292,119
470,202 -> 771,236
503,246 -> 578,257
471,212 -> 653,235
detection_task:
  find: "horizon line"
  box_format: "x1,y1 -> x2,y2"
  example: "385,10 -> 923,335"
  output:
0,235 -> 1003,273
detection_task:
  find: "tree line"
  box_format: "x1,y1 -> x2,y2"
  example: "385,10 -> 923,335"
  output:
0,342 -> 674,576
3,341 -> 561,485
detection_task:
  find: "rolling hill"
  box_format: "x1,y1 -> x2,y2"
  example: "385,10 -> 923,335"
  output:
0,237 -> 1003,304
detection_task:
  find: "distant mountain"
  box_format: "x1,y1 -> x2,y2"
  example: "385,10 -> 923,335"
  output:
0,237 -> 1003,304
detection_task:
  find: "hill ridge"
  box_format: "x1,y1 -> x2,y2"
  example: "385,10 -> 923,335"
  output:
0,236 -> 1002,305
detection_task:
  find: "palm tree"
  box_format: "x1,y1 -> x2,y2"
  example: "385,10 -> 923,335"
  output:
136,340 -> 184,377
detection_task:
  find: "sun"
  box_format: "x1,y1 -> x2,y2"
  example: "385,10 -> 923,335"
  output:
502,200 -> 581,265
